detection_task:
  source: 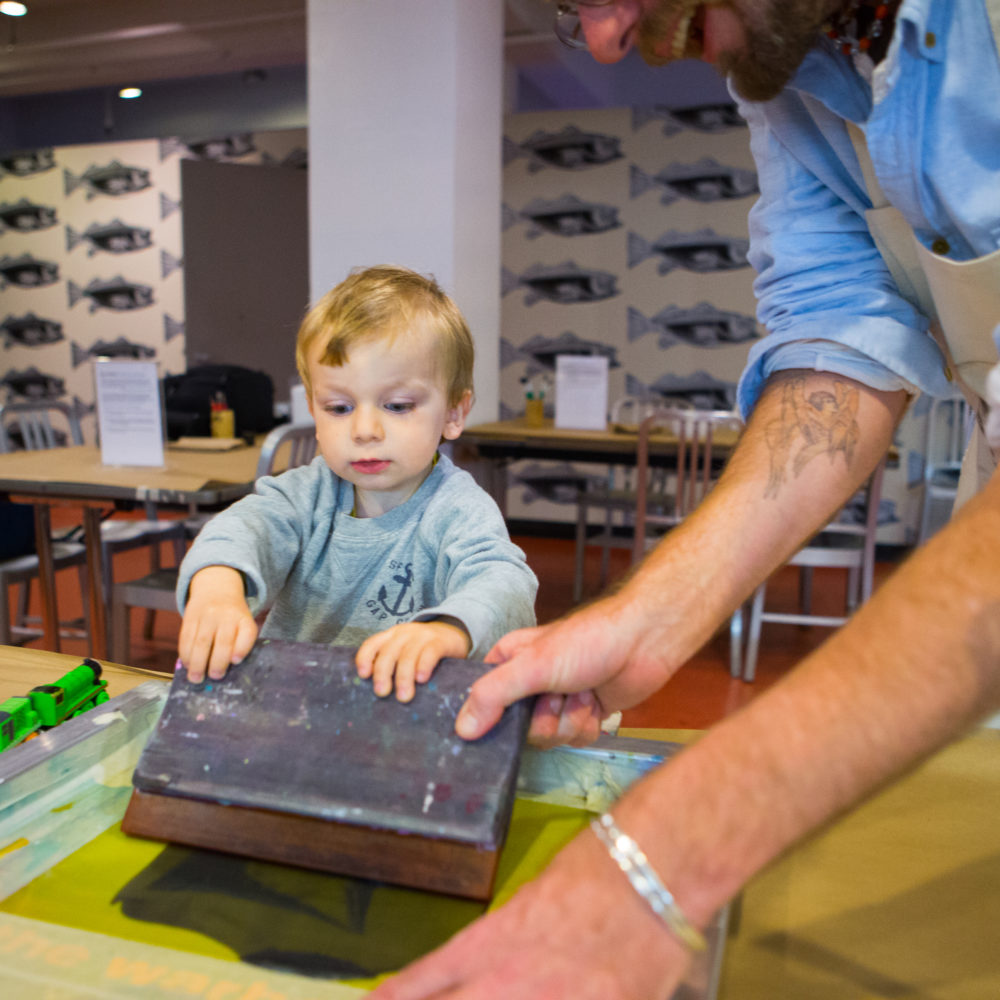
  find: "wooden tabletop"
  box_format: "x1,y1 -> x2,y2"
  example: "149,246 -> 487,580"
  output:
461,416 -> 741,449
0,644 -> 168,702
0,441 -> 262,505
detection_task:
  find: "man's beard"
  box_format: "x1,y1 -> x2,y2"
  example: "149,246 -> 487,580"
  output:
636,1 -> 838,103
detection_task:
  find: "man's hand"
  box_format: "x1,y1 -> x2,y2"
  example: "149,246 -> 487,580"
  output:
368,820 -> 693,1000
356,620 -> 471,702
456,593 -> 674,748
177,565 -> 258,683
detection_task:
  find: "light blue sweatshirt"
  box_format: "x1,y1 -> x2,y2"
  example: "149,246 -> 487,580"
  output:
177,453 -> 538,657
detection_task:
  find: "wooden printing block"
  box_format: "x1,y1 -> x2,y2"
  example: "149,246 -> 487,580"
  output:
122,639 -> 531,900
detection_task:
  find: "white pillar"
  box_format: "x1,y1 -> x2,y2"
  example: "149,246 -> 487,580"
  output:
307,0 -> 503,424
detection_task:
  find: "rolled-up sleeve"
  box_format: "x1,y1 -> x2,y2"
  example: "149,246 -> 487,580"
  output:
735,95 -> 953,419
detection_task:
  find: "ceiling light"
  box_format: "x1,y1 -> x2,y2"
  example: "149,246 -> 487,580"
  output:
119,86 -> 142,99
0,2 -> 27,16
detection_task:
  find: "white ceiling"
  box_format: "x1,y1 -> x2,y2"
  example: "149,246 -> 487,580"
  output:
0,0 -> 305,98
0,0 -> 565,99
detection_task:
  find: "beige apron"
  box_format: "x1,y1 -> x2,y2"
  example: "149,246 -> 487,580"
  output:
846,0 -> 1000,508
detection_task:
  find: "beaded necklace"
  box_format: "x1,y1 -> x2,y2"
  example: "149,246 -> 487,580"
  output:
825,0 -> 901,63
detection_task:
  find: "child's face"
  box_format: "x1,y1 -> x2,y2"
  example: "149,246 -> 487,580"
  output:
306,325 -> 470,517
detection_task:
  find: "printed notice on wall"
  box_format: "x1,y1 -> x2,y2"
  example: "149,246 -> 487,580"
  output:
554,354 -> 609,431
94,359 -> 165,466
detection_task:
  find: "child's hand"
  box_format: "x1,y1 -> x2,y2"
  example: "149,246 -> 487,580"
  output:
356,620 -> 471,702
177,566 -> 258,683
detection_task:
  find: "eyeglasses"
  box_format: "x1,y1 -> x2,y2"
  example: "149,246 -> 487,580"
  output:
554,1 -> 618,51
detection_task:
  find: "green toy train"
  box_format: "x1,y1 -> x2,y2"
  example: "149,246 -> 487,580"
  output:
0,658 -> 110,752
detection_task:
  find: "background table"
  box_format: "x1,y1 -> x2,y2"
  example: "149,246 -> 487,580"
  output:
455,416 -> 740,513
0,442 -> 262,658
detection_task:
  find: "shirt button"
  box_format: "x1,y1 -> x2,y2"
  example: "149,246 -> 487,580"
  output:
925,31 -> 937,47
931,236 -> 950,255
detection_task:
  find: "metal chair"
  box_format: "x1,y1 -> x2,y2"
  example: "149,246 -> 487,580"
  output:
1,403 -> 89,643
572,396 -> 663,602
574,405 -> 742,603
109,422 -> 317,662
741,456 -> 887,682
918,393 -> 970,544
631,406 -> 746,676
0,514 -> 90,646
0,399 -> 187,651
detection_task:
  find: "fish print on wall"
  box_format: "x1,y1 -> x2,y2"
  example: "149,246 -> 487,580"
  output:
627,228 -> 750,274
0,149 -> 56,179
64,160 -> 153,199
163,314 -> 185,342
65,218 -> 153,255
511,331 -> 621,372
0,198 -> 58,233
502,195 -> 621,239
161,249 -> 183,279
71,336 -> 157,368
503,126 -> 624,171
1,313 -> 64,349
68,275 -> 155,312
0,127 -> 306,447
625,371 -> 737,411
158,134 -> 257,161
502,261 -> 619,305
0,253 -> 60,289
632,103 -> 748,136
627,303 -> 759,348
0,366 -> 67,400
629,158 -> 758,205
512,462 -> 607,505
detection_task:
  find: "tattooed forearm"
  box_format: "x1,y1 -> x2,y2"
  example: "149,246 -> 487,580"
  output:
763,376 -> 860,498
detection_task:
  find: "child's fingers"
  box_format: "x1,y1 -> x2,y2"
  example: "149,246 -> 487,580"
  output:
414,644 -> 443,685
205,626 -> 236,680
355,632 -> 383,679
370,632 -> 408,699
231,617 -> 259,666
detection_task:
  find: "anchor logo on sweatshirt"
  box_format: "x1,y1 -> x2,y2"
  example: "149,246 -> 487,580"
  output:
378,562 -> 415,617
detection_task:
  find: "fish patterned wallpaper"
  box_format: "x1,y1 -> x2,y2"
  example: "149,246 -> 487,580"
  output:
500,104 -> 927,545
0,129 -> 306,446
2,114 -> 929,543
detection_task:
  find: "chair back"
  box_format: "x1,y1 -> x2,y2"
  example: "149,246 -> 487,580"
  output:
918,393 -> 970,542
922,393 -> 970,480
632,406 -> 743,563
255,422 -> 317,478
808,455 -> 886,605
0,400 -> 83,452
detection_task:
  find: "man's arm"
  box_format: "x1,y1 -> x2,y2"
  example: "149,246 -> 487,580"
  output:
457,369 -> 907,745
372,465 -> 1000,1000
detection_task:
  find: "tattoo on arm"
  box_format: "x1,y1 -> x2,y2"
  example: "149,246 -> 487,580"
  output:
763,377 -> 860,498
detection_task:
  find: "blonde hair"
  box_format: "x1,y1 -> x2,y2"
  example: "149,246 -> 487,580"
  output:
296,265 -> 474,406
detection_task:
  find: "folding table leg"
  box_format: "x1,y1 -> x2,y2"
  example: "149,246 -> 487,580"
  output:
32,504 -> 60,653
82,506 -> 108,659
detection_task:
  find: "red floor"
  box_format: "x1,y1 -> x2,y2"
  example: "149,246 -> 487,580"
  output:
8,514 -> 902,731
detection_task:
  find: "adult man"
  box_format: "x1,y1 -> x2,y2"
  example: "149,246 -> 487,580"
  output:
372,2 -> 1000,997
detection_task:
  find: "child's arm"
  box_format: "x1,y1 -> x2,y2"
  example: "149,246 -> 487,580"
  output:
177,565 -> 259,683
356,619 -> 471,702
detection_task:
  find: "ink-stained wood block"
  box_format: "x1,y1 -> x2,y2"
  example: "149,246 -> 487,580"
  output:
122,639 -> 531,900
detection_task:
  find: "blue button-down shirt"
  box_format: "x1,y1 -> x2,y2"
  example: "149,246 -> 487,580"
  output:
736,0 -> 1000,419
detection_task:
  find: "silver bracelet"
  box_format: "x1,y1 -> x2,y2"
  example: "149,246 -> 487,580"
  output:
591,811 -> 707,952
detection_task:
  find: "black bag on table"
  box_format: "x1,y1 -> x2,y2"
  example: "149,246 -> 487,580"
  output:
163,364 -> 275,440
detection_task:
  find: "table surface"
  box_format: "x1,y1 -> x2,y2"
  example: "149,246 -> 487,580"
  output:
0,440 -> 262,505
0,643 -> 166,702
461,416 -> 741,452
3,646 -> 997,999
